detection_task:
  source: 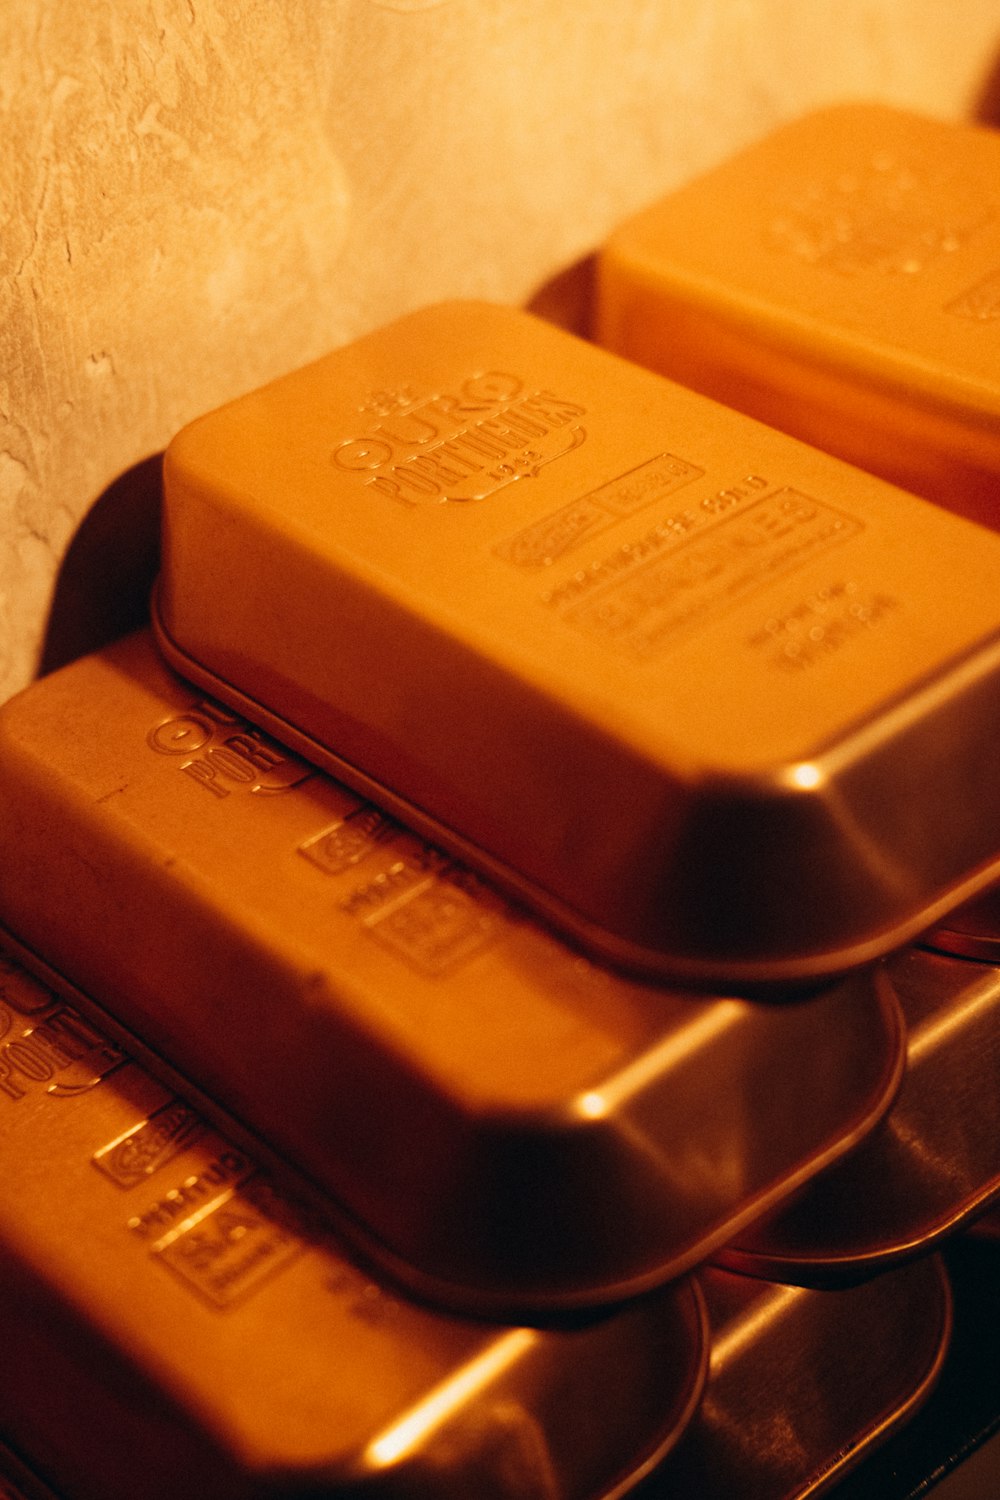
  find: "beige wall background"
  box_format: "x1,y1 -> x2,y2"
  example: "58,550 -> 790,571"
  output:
2,1 -> 999,703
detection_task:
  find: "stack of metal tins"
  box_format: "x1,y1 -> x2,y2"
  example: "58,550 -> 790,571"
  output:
2,155 -> 1000,1493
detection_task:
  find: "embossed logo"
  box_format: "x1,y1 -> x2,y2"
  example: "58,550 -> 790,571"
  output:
747,579 -> 901,671
300,806 -> 509,976
298,805 -> 398,874
541,473 -> 769,613
94,1099 -> 205,1187
559,488 -> 862,658
767,152 -> 991,275
0,995 -> 125,1103
497,453 -> 705,568
363,877 -> 503,976
127,1146 -> 252,1239
332,371 -> 586,504
147,698 -> 313,799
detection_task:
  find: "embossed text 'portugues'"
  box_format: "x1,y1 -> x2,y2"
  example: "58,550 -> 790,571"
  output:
331,371 -> 586,503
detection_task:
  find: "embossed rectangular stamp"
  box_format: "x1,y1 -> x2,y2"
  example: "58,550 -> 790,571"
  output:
363,877 -> 503,976
298,804 -> 398,875
151,1176 -> 304,1308
496,453 -> 704,568
94,1099 -> 205,1188
560,489 -> 862,658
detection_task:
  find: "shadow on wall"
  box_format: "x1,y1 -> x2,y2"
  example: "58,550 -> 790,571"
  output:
973,44 -> 1000,124
526,256 -> 596,339
39,454 -> 163,678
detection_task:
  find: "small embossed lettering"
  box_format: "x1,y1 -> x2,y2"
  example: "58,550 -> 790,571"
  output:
0,1003 -> 123,1101
333,370 -> 586,504
150,704 -> 312,799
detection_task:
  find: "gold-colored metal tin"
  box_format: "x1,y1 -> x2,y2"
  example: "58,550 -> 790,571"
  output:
0,632 -> 903,1314
922,884 -> 1000,964
719,946 -> 1000,1285
0,949 -> 708,1500
597,104 -> 1000,530
156,299 -> 1000,989
652,1257 -> 951,1500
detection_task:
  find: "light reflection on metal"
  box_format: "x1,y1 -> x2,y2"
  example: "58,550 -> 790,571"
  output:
365,1328 -> 538,1468
657,1256 -> 952,1500
572,1003 -> 744,1121
706,1281 -> 803,1371
906,968 -> 1000,1063
783,763 -> 823,792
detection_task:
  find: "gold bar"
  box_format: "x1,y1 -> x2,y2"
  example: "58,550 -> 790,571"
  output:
597,104 -> 1000,531
156,299 -> 1000,987
658,1256 -> 951,1499
0,632 -> 902,1314
0,950 -> 707,1500
719,944 -> 1000,1283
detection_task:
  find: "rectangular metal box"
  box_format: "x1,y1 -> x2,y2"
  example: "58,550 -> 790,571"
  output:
598,104 -> 1000,530
156,300 -> 1000,986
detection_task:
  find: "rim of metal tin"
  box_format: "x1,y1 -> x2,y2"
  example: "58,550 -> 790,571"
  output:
150,589 -> 1000,992
653,1254 -> 952,1500
0,917 -> 904,1318
920,884 -> 1000,964
715,947 -> 1000,1286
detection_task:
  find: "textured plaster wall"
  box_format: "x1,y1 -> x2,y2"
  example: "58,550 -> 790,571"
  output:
2,1 -> 999,701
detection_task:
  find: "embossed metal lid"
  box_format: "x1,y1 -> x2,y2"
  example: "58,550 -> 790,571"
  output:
0,948 -> 708,1500
652,1257 -> 951,1500
0,632 -> 903,1314
598,104 -> 1000,529
718,945 -> 1000,1285
156,300 -> 1000,988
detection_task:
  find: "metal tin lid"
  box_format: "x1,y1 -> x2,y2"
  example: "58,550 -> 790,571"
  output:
597,104 -> 1000,529
719,946 -> 1000,1284
156,300 -> 1000,989
0,949 -> 708,1500
0,631 -> 903,1315
652,1256 -> 951,1500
